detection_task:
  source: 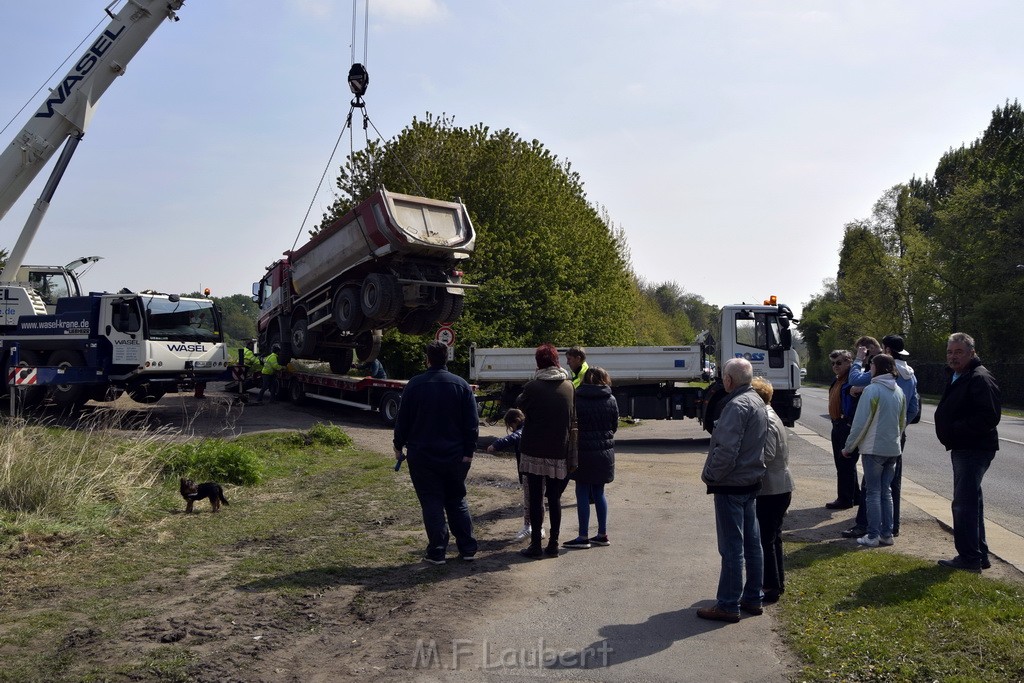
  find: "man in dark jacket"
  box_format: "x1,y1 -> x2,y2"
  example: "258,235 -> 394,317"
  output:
697,357 -> 768,623
394,341 -> 479,565
934,332 -> 1000,573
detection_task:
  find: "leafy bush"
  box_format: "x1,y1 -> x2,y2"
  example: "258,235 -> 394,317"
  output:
162,439 -> 263,485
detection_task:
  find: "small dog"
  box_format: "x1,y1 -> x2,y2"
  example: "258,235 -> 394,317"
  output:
179,477 -> 229,513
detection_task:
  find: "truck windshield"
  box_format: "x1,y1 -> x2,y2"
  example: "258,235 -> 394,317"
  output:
144,298 -> 222,342
734,313 -> 783,350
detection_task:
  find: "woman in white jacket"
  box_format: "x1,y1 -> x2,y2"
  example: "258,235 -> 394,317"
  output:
842,354 -> 907,547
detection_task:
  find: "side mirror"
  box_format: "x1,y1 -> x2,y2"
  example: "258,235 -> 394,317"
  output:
780,328 -> 792,348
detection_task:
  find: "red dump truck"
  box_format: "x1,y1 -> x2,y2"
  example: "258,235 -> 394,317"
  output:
253,188 -> 476,373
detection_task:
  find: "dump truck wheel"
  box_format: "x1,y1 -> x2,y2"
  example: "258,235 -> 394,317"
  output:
290,317 -> 319,358
361,274 -> 402,321
328,348 -> 354,375
433,292 -> 465,323
354,330 -> 382,364
333,286 -> 365,332
397,310 -> 433,335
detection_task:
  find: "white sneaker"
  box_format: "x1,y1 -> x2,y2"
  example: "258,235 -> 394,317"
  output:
514,524 -> 531,541
857,534 -> 880,547
879,535 -> 895,546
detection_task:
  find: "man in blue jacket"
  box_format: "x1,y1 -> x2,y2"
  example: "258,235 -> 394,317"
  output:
935,332 -> 1000,573
394,341 -> 479,565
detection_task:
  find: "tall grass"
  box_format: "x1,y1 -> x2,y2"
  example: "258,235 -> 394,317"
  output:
0,417 -> 166,524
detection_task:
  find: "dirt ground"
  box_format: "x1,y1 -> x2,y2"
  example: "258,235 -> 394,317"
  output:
7,387 -> 1023,682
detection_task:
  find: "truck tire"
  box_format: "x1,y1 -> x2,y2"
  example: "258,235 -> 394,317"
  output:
354,330 -> 381,364
397,309 -> 433,335
361,273 -> 402,321
90,384 -> 123,402
48,350 -> 89,410
128,382 -> 167,404
288,379 -> 306,404
290,317 -> 319,358
11,348 -> 45,409
333,286 -> 365,332
328,348 -> 354,374
379,390 -> 401,426
431,292 -> 465,323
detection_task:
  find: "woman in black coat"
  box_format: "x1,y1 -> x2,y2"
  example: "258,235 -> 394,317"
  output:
563,367 -> 618,549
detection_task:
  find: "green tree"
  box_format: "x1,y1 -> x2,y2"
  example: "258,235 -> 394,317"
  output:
324,115 -> 641,373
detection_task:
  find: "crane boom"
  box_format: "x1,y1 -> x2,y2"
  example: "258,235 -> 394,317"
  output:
0,0 -> 184,281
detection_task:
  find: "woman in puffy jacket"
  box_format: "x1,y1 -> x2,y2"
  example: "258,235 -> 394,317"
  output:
563,367 -> 618,550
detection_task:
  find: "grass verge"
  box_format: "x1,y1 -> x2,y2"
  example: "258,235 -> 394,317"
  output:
781,541 -> 1024,682
0,423 -> 426,682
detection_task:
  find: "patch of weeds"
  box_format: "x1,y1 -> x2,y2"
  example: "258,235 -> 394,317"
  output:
118,646 -> 197,683
162,439 -> 263,485
296,422 -> 353,448
780,541 -> 1024,682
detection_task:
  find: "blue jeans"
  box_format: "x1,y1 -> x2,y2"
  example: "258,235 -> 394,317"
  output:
575,481 -> 607,537
861,454 -> 897,538
950,450 -> 995,565
831,421 -> 860,505
408,458 -> 477,560
713,492 -> 763,612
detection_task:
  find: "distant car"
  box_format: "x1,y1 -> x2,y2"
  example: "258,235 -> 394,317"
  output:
800,367 -> 807,380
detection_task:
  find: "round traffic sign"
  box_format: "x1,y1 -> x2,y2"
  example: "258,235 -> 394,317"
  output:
435,326 -> 456,347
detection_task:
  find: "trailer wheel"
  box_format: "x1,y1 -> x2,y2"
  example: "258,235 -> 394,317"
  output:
288,379 -> 306,404
328,348 -> 354,374
361,273 -> 402,321
380,390 -> 401,426
333,286 -> 365,332
48,350 -> 89,410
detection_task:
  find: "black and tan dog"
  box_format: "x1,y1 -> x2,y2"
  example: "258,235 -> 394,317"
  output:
179,477 -> 230,513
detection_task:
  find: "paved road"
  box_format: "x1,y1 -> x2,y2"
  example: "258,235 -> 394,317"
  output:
799,386 -> 1024,537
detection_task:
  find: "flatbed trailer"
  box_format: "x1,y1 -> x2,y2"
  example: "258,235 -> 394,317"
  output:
279,370 -> 408,426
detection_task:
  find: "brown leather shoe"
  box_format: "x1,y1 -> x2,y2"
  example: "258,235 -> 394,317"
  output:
696,605 -> 740,623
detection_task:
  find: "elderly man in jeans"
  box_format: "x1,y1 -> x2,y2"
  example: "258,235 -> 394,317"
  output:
697,358 -> 768,623
934,332 -> 1000,573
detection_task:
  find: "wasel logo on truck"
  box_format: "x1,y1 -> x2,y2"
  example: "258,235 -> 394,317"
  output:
35,25 -> 127,119
167,343 -> 207,353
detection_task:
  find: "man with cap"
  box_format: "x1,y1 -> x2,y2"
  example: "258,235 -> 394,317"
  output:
840,334 -> 920,538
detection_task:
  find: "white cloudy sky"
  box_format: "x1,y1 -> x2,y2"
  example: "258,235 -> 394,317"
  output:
0,1 -> 1019,318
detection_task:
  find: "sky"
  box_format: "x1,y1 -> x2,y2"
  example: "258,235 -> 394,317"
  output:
1,1 -> 1021,320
